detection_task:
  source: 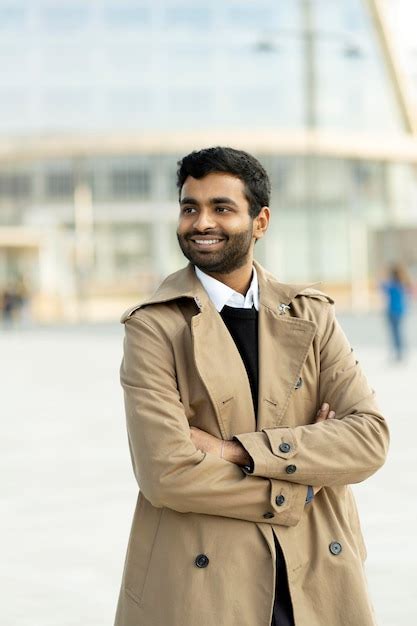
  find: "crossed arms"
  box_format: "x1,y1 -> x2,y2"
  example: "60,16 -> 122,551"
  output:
190,402 -> 336,469
121,304 -> 389,528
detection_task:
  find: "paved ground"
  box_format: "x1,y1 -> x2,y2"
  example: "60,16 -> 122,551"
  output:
1,315 -> 416,626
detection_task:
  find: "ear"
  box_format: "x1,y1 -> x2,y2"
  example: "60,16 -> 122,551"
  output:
253,206 -> 270,240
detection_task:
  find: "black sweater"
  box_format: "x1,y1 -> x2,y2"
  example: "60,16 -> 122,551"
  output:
220,305 -> 259,417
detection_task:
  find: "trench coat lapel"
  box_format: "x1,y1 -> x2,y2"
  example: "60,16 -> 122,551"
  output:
192,302 -> 256,440
192,262 -> 318,436
122,263 -> 256,439
255,261 -> 317,431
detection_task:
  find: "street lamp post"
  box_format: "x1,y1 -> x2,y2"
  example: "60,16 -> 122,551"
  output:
300,0 -> 319,283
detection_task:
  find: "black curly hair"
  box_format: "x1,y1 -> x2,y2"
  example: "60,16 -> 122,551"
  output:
176,146 -> 271,218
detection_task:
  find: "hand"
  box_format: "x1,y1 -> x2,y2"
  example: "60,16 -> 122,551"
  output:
312,403 -> 336,495
190,426 -> 222,457
314,402 -> 336,423
190,426 -> 251,466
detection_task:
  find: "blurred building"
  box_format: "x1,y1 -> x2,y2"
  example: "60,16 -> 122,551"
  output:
1,0 -> 417,320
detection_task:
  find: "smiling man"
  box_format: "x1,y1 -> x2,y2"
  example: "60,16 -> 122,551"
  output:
115,147 -> 389,626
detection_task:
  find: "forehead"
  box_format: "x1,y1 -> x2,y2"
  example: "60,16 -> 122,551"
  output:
180,172 -> 247,203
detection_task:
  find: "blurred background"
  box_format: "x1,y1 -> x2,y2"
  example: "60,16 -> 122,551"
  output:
1,1 -> 417,626
1,0 -> 417,321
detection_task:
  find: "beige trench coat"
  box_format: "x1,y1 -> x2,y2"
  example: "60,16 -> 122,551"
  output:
115,261 -> 389,626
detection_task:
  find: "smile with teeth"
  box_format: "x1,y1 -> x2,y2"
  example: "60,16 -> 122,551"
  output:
192,239 -> 224,246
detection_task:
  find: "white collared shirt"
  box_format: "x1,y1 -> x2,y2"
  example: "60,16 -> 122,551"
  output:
195,265 -> 259,312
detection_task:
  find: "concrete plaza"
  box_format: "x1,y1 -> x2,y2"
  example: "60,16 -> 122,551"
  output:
1,314 -> 416,626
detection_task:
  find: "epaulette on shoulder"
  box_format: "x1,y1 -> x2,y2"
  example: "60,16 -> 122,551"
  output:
120,303 -> 144,324
296,287 -> 334,304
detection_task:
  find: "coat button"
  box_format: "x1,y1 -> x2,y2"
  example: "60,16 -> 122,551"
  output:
275,495 -> 286,506
195,554 -> 209,568
286,464 -> 297,474
295,376 -> 303,390
263,512 -> 275,519
279,442 -> 291,453
329,541 -> 342,556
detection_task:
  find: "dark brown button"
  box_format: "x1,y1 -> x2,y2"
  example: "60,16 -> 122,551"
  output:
279,442 -> 291,453
263,512 -> 275,519
275,495 -> 286,506
286,464 -> 297,474
195,554 -> 209,568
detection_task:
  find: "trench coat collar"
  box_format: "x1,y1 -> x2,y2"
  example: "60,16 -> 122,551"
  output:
121,263 -> 210,321
121,260 -> 316,321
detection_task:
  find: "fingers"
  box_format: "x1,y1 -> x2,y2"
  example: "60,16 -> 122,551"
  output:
315,403 -> 336,422
315,403 -> 329,422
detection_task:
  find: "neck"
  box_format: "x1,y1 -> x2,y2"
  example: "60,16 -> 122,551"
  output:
203,257 -> 254,295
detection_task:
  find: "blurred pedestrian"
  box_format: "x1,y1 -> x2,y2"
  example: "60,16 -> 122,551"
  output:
0,278 -> 31,326
380,263 -> 411,361
14,276 -> 31,324
2,287 -> 17,324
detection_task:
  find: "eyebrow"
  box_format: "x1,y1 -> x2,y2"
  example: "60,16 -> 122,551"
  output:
180,196 -> 238,207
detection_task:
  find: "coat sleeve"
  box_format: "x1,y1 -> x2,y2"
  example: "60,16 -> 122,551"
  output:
234,303 -> 390,486
121,314 -> 308,527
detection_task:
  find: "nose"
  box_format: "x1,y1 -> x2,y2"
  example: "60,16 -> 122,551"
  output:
192,210 -> 216,232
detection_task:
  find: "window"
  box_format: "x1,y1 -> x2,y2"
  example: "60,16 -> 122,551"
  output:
165,5 -> 211,28
103,4 -> 150,28
111,168 -> 151,198
41,46 -> 92,78
0,6 -> 26,30
158,42 -> 212,76
46,172 -> 74,199
101,49 -> 149,75
106,90 -> 151,116
225,3 -> 278,30
0,174 -> 32,199
40,5 -> 90,32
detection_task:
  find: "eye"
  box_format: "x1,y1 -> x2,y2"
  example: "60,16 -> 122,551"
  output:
215,207 -> 230,213
182,207 -> 196,214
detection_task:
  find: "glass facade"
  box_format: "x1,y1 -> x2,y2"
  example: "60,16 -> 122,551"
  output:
0,0 -> 406,134
314,0 -> 403,131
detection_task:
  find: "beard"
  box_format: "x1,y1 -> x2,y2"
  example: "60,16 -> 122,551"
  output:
177,225 -> 254,274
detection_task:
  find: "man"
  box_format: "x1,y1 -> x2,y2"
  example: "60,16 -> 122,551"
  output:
115,147 -> 389,626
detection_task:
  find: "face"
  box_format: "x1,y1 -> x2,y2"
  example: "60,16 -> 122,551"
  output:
177,172 -> 268,274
